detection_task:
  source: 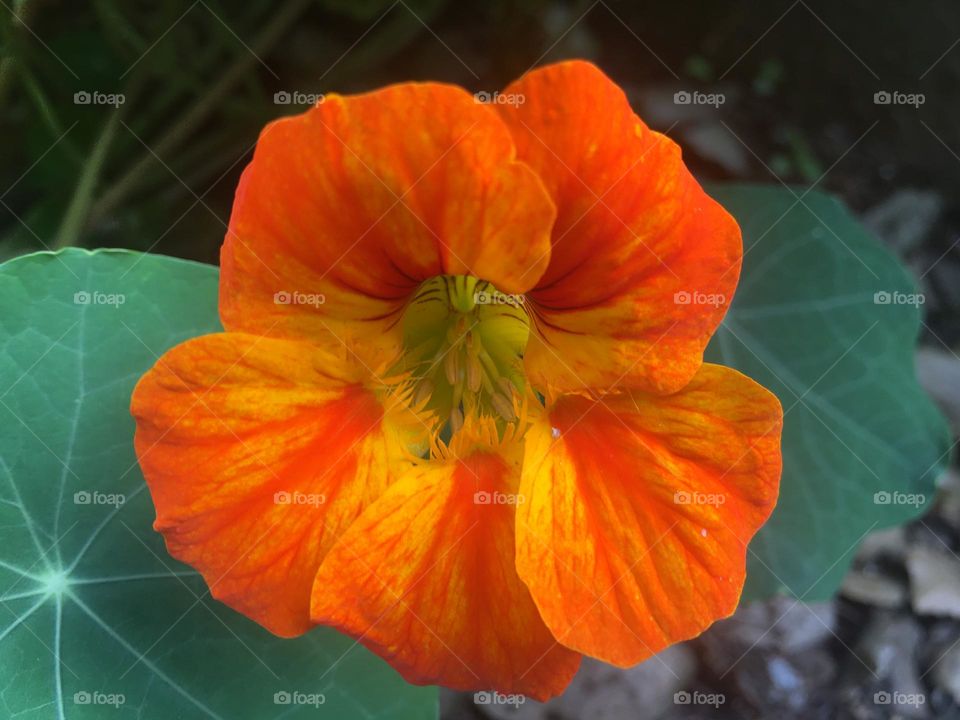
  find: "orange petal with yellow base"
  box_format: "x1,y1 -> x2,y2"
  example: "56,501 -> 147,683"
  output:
516,364 -> 782,666
310,445 -> 581,701
131,332 -> 426,637
221,83 -> 556,368
498,60 -> 741,395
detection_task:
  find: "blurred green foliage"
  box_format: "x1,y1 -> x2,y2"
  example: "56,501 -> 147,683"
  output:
0,0 -> 563,265
3,0 -> 959,303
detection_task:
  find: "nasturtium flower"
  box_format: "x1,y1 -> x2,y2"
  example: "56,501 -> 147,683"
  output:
131,60 -> 783,700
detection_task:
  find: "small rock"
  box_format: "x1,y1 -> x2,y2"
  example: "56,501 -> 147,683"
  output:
862,189 -> 943,256
621,645 -> 698,716
930,629 -> 960,703
927,254 -> 960,309
699,596 -> 835,676
923,622 -> 960,717
856,613 -> 928,718
857,612 -> 923,677
841,569 -> 909,608
478,646 -> 696,720
916,347 -> 960,430
935,468 -> 960,529
779,601 -> 837,654
906,545 -> 960,618
856,526 -> 908,563
909,515 -> 960,553
440,688 -> 481,719
682,122 -> 751,176
733,648 -> 835,715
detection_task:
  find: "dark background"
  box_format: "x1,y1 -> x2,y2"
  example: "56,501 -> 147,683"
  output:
2,2 -> 959,718
2,0 -> 958,347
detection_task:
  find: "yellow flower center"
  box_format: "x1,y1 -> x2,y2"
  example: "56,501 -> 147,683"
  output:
397,275 -> 529,436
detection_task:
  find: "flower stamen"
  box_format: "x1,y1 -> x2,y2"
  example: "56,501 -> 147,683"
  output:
397,275 -> 530,440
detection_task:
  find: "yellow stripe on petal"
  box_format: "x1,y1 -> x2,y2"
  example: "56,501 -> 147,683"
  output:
131,332 -> 427,637
498,60 -> 741,395
516,364 -> 782,666
221,82 -> 556,371
310,451 -> 580,700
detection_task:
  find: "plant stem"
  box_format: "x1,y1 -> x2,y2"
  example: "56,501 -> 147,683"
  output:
54,106 -> 124,249
87,0 -> 312,227
0,0 -> 38,109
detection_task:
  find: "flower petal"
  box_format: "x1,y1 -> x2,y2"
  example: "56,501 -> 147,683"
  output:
310,450 -> 580,701
222,83 -> 556,367
499,60 -> 741,394
516,364 -> 782,666
131,333 -> 425,637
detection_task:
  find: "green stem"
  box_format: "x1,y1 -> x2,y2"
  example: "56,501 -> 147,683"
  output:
54,106 -> 125,249
0,0 -> 37,109
87,0 -> 312,227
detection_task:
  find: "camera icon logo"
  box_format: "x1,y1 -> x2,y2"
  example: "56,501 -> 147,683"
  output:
74,291 -> 91,305
273,291 -> 292,305
274,91 -> 292,105
673,90 -> 692,104
873,91 -> 891,105
73,691 -> 92,705
274,691 -> 292,705
74,491 -> 92,505
73,91 -> 91,105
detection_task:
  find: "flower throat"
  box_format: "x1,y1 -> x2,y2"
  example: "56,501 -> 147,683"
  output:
397,275 -> 529,435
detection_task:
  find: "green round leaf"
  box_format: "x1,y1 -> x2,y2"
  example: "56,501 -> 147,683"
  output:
0,249 -> 437,720
705,185 -> 952,602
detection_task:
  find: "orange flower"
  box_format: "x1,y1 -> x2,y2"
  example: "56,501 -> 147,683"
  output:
131,60 -> 782,701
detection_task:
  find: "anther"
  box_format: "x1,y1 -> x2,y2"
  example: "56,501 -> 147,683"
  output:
444,350 -> 460,386
412,378 -> 434,407
466,353 -> 483,393
490,392 -> 516,422
496,376 -> 515,398
449,406 -> 464,434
